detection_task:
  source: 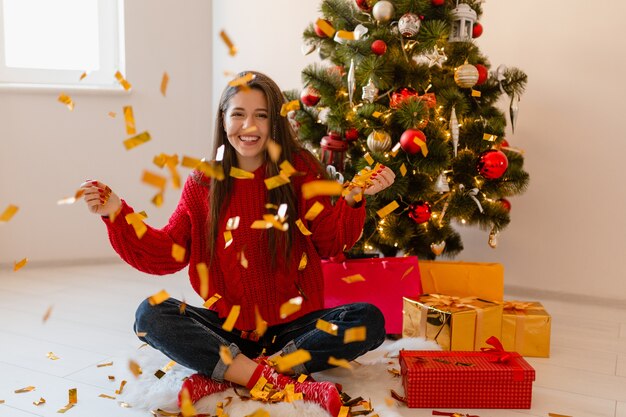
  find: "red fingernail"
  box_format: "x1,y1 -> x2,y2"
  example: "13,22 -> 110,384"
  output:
371,173 -> 378,178
379,164 -> 385,168
90,181 -> 98,185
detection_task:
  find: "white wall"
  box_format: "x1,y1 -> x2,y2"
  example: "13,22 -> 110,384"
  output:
0,0 -> 212,263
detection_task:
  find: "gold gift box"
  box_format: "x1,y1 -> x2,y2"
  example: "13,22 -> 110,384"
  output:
419,261 -> 504,301
502,301 -> 551,358
402,294 -> 503,351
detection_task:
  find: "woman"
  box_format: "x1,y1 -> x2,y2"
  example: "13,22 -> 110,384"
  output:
81,71 -> 395,416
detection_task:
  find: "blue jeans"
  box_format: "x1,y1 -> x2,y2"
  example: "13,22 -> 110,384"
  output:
134,298 -> 386,381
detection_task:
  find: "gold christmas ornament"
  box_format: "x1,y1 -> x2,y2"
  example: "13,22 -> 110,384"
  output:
430,241 -> 446,255
454,63 -> 479,88
372,0 -> 394,23
367,130 -> 392,153
488,229 -> 498,248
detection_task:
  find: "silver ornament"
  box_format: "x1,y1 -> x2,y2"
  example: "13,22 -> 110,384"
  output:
430,241 -> 446,255
348,59 -> 356,106
423,46 -> 447,68
449,106 -> 459,156
301,42 -> 316,56
448,3 -> 477,42
488,228 -> 498,248
367,130 -> 391,153
510,92 -> 519,134
361,78 -> 379,103
398,13 -> 421,37
454,63 -> 479,88
434,172 -> 450,193
372,0 -> 394,23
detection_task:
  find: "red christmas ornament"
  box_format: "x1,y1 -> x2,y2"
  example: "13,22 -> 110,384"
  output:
498,198 -> 512,212
431,0 -> 445,5
408,201 -> 432,224
472,22 -> 483,38
300,85 -> 321,107
390,87 -> 418,109
320,132 -> 348,172
499,139 -> 510,149
400,129 -> 427,155
355,0 -> 371,11
477,149 -> 509,179
314,19 -> 332,38
475,63 -> 488,85
344,127 -> 359,142
371,40 -> 387,56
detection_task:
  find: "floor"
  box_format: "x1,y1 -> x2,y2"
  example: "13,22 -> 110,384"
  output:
0,261 -> 625,417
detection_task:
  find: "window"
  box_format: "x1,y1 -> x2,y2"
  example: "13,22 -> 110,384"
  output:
0,0 -> 124,89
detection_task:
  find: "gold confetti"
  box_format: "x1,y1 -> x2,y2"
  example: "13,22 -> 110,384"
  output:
57,403 -> 74,413
155,360 -> 176,379
33,397 -> 46,406
179,300 -> 187,315
548,414 -> 573,417
297,374 -> 308,383
115,70 -> 132,91
13,258 -> 28,272
316,319 -> 338,336
279,296 -> 303,319
108,376 -> 115,381
69,388 -> 77,404
483,133 -> 498,141
241,126 -> 258,135
57,188 -> 85,205
400,163 -> 407,177
338,406 -> 350,417
364,153 -> 375,165
304,201 -> 324,220
136,331 -> 147,337
315,18 -> 336,37
47,352 -> 60,360
97,361 -> 113,368
125,212 -> 148,239
15,386 -> 35,393
79,72 -> 87,81
280,99 -> 300,117
413,136 -> 428,156
142,170 -> 167,190
250,220 -> 270,229
267,139 -> 282,162
123,131 -> 152,150
58,93 -> 75,111
336,30 -> 355,40
0,204 -> 19,222
245,410 -> 270,417
160,72 -> 169,97
238,250 -> 249,269
148,289 -> 170,306
264,174 -> 290,190
228,72 -> 255,88
196,262 -> 209,299
226,216 -> 240,230
279,160 -> 297,177
222,305 -> 240,331
298,252 -> 308,271
224,230 -> 233,249
295,219 -> 312,236
344,326 -> 367,343
219,30 -> 237,57
129,360 -> 142,377
401,265 -> 414,280
123,106 -> 136,136
230,167 -> 255,179
390,142 -> 401,157
119,401 -> 132,408
42,305 -> 53,323
108,111 -> 117,118
171,243 -> 186,262
342,274 -> 365,284
372,111 -> 383,119
385,398 -> 395,407
204,293 -> 222,309
115,380 -> 127,395
181,155 -> 202,169
273,349 -> 311,373
471,88 -> 482,97
255,305 -> 267,337
219,345 -> 233,365
302,180 -> 343,200
99,394 -> 116,400
376,200 -> 399,218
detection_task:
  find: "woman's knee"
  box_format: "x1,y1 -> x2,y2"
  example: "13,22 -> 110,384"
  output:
134,297 -> 174,333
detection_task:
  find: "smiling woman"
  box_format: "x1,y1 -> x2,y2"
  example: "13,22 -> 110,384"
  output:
0,0 -> 125,88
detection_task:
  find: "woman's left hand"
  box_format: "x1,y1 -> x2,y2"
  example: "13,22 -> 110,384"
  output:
364,165 -> 395,195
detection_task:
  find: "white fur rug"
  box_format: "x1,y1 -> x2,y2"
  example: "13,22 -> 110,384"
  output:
120,338 -> 440,417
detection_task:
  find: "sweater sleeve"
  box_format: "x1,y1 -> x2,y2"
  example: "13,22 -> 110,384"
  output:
101,176 -> 198,275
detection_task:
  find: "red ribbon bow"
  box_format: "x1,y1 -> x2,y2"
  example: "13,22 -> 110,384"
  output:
480,336 -> 513,363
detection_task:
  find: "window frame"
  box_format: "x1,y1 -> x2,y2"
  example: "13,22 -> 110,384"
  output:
0,0 -> 125,90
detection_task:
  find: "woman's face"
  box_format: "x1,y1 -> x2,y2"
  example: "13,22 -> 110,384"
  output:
223,88 -> 270,171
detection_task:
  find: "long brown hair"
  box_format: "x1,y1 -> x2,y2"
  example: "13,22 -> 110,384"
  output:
208,71 -> 319,270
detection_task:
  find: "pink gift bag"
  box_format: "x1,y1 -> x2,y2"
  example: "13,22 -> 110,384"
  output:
322,256 -> 422,334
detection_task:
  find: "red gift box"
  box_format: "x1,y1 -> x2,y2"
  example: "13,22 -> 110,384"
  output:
322,256 -> 422,334
399,337 -> 535,408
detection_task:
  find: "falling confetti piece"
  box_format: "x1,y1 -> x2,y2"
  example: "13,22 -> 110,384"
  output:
57,189 -> 85,205
316,319 -> 338,336
267,140 -> 282,162
108,111 -> 117,118
338,406 -> 350,417
376,201 -> 400,218
171,243 -> 186,262
0,204 -> 19,222
69,388 -> 77,404
42,305 -> 53,323
97,361 -> 113,367
115,70 -> 132,90
238,250 -> 249,269
228,72 -> 255,89
302,180 -> 343,200
57,403 -> 74,413
15,386 -> 35,393
400,163 -> 407,177
123,131 -> 152,150
123,106 -> 136,135
315,18 -> 336,37
344,326 -> 367,343
364,153 -> 375,165
226,216 -> 240,230
254,305 -> 267,337
129,360 -> 142,377
115,380 -> 127,395
79,72 -> 87,81
304,201 -> 324,221
219,30 -> 238,56
47,352 -> 60,360
108,376 -> 115,381
219,345 -> 233,365
142,170 -> 167,189
58,93 -> 75,111
273,349 -> 311,373
229,167 -> 255,179
203,293 -> 222,309
279,296 -> 303,319
179,388 -> 197,417
264,174 -> 290,190
224,230 -> 234,249
342,274 -> 365,284
336,30 -> 354,40
295,219 -> 312,236
328,357 -> 352,369
151,192 -> 164,207
222,305 -> 240,331
196,263 -> 209,299
297,374 -> 308,383
13,258 -> 28,272
33,397 -> 46,406
160,72 -> 169,97
298,252 -> 308,271
99,394 -> 116,400
280,100 -> 300,117
148,289 -> 170,306
155,360 -> 176,379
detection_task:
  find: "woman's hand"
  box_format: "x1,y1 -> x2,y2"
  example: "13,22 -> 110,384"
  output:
80,180 -> 122,217
345,165 -> 396,206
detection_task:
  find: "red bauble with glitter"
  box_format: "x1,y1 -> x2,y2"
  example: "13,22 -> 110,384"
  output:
477,149 -> 509,179
400,129 -> 427,155
355,0 -> 371,11
475,63 -> 488,85
344,127 -> 359,142
390,87 -> 418,109
431,0 -> 445,5
314,19 -> 332,38
409,201 -> 432,224
498,198 -> 512,212
300,85 -> 321,107
371,40 -> 387,56
472,22 -> 483,38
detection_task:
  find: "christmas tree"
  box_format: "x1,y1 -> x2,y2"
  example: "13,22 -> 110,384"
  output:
285,0 -> 529,260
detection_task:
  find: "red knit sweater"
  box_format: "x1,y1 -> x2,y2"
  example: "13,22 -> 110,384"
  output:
103,152 -> 366,330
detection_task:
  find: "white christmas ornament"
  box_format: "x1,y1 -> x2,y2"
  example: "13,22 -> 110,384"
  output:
510,93 -> 519,133
449,3 -> 477,42
318,107 -> 331,124
434,172 -> 450,193
449,106 -> 459,156
372,0 -> 394,23
362,78 -> 379,103
454,63 -> 479,88
398,13 -> 421,37
423,46 -> 448,68
348,59 -> 356,106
